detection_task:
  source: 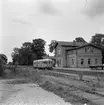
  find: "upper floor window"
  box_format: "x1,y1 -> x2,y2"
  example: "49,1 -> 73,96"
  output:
87,47 -> 91,52
85,47 -> 93,52
95,59 -> 98,65
58,49 -> 61,55
88,58 -> 91,65
72,59 -> 74,65
60,59 -> 61,65
85,48 -> 87,52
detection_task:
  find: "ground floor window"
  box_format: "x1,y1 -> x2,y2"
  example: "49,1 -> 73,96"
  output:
72,59 -> 74,65
95,58 -> 98,65
57,60 -> 59,67
88,58 -> 91,65
60,59 -> 61,65
56,59 -> 61,67
81,59 -> 84,65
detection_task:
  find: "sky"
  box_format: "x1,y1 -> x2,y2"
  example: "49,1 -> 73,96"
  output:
1,0 -> 104,62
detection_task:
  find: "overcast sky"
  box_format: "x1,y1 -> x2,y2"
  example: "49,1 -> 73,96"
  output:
1,0 -> 104,61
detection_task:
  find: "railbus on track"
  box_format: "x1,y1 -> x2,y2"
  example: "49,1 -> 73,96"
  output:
33,59 -> 54,70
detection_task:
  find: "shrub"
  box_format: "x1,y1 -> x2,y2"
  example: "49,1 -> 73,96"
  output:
78,74 -> 83,80
0,64 -> 4,76
40,80 -> 55,91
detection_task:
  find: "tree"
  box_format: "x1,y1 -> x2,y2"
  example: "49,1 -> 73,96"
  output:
11,47 -> 20,65
19,42 -> 33,65
0,54 -> 8,76
90,33 -> 104,64
31,38 -> 46,59
73,37 -> 86,43
0,54 -> 7,63
22,42 -> 32,49
90,33 -> 104,47
11,39 -> 46,65
11,43 -> 37,65
28,53 -> 37,65
19,47 -> 31,65
49,40 -> 57,53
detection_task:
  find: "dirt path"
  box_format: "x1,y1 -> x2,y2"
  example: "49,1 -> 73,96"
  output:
0,79 -> 71,105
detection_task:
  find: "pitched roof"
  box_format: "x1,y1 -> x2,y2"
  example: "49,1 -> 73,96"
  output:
67,43 -> 102,51
57,41 -> 75,46
55,41 -> 86,48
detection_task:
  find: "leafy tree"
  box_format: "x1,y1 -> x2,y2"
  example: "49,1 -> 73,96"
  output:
0,54 -> 8,76
90,33 -> 104,64
22,42 -> 32,49
19,42 -> 33,65
19,48 -> 31,65
0,54 -> 7,63
12,44 -> 37,65
28,53 -> 37,65
31,38 -> 46,59
90,33 -> 104,47
73,37 -> 86,43
11,39 -> 46,65
49,40 -> 57,53
0,58 -> 4,76
11,47 -> 20,65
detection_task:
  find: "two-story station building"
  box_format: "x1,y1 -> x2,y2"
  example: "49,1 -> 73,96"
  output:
54,41 -> 102,68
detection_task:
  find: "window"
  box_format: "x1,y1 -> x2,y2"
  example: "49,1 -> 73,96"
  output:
85,47 -> 93,52
91,49 -> 93,52
88,59 -> 91,65
57,60 -> 59,67
95,59 -> 98,65
60,59 -> 61,65
43,61 -> 47,64
85,48 -> 87,52
49,61 -> 50,64
87,47 -> 91,52
81,59 -> 84,65
72,59 -> 74,65
58,49 -> 61,55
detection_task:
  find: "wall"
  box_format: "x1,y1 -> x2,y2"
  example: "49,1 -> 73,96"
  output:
63,46 -> 77,67
55,44 -> 63,67
77,46 -> 102,68
67,54 -> 77,67
67,45 -> 102,68
55,45 -> 76,67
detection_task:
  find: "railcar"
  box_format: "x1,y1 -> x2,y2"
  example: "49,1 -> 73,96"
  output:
33,59 -> 53,69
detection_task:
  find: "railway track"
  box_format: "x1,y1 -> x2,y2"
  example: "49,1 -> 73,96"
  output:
38,67 -> 104,82
53,68 -> 104,76
39,68 -> 104,105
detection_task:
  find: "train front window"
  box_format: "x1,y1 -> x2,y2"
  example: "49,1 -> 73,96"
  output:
43,61 -> 47,64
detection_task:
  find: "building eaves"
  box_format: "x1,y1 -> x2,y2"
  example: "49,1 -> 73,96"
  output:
66,43 -> 102,51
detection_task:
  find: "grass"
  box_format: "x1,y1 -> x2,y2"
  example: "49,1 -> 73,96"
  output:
2,66 -> 103,105
39,80 -> 98,105
3,66 -> 43,84
7,78 -> 33,84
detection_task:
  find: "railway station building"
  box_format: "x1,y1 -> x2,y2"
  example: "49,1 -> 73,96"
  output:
54,41 -> 102,68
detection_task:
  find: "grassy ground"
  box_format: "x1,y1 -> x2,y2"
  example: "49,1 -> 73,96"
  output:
1,65 -> 104,105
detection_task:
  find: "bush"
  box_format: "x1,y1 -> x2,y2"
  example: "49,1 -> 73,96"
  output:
78,74 -> 83,80
0,64 -> 4,76
40,80 -> 55,91
30,70 -> 42,83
